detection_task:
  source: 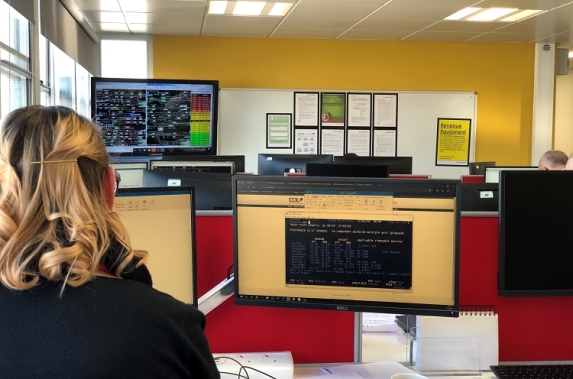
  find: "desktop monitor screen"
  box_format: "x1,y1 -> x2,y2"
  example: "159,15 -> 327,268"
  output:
333,156 -> 413,175
91,77 -> 219,156
150,159 -> 235,173
499,171 -> 573,297
143,170 -> 233,211
115,187 -> 197,305
111,162 -> 148,188
306,163 -> 389,178
257,154 -> 334,175
233,176 -> 461,317
484,166 -> 537,183
469,161 -> 496,176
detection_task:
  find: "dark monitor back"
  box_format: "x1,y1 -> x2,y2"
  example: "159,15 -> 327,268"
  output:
143,170 -> 232,211
499,171 -> 573,296
460,183 -> 498,212
469,161 -> 496,175
306,163 -> 389,178
333,156 -> 413,174
258,154 -> 334,175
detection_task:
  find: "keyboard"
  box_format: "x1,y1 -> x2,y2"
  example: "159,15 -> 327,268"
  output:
491,364 -> 573,378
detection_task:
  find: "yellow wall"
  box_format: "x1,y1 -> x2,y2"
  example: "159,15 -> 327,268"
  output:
154,36 -> 535,165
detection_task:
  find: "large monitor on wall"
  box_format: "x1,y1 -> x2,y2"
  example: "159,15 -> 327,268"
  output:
91,77 -> 219,156
114,187 -> 197,305
333,156 -> 413,174
258,154 -> 334,175
499,171 -> 573,297
233,176 -> 461,316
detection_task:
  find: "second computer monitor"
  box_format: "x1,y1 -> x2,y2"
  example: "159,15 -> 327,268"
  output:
469,161 -> 496,176
484,166 -> 537,183
257,154 -> 334,175
306,163 -> 389,178
333,156 -> 413,174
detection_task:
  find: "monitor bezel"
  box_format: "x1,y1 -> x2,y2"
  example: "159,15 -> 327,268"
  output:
115,186 -> 198,306
232,175 -> 461,317
91,77 -> 219,156
332,156 -> 413,174
257,153 -> 334,175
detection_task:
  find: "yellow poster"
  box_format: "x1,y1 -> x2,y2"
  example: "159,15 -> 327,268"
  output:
435,118 -> 471,166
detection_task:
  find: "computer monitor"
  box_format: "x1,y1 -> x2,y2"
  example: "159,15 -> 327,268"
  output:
111,162 -> 148,188
333,156 -> 413,174
306,163 -> 389,178
460,183 -> 498,212
143,170 -> 233,211
484,166 -> 537,183
91,77 -> 219,156
233,176 -> 461,317
150,159 -> 235,173
499,171 -> 573,296
468,161 -> 496,176
257,154 -> 334,175
114,187 -> 197,305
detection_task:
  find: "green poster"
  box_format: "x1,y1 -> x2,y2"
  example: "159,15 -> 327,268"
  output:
321,93 -> 346,126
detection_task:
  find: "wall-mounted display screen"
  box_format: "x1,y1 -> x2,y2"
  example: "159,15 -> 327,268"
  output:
91,77 -> 219,156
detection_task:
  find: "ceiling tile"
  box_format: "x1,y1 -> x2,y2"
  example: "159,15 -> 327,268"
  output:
82,11 -> 126,23
118,0 -> 206,13
89,22 -> 130,33
382,0 -> 478,7
123,12 -> 203,25
424,20 -> 508,33
469,32 -> 541,43
337,29 -> 417,40
352,19 -> 438,31
280,17 -> 358,29
203,16 -> 283,37
475,0 -> 573,10
271,28 -> 349,39
139,23 -> 203,36
403,30 -> 487,42
288,3 -> 381,18
369,6 -> 463,21
70,0 -> 121,12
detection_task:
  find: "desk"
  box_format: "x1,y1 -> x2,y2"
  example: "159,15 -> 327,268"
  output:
293,364 -> 496,378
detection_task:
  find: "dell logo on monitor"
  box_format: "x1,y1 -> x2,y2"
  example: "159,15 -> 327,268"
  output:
289,197 -> 304,203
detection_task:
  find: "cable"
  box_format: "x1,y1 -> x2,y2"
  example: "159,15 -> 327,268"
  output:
226,263 -> 234,280
214,355 -> 278,379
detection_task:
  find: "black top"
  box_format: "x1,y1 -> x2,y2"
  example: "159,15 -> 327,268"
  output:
0,277 -> 220,379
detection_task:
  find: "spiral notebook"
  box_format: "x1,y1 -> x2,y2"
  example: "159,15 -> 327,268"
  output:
413,305 -> 498,373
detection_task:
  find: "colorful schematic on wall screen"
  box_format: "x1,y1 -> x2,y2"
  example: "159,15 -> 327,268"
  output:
91,77 -> 219,155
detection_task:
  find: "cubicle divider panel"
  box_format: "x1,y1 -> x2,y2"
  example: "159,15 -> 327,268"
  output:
195,213 -> 355,364
459,216 -> 573,361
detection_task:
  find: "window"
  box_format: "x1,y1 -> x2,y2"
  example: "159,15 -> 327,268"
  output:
100,39 -> 148,78
0,1 -> 31,119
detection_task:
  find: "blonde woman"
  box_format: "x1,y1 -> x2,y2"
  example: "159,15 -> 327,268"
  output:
0,106 -> 219,378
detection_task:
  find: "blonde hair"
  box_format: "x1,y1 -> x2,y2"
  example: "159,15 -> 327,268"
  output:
0,105 -> 148,290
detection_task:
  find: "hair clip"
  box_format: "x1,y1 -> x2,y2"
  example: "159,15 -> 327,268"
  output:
30,159 -> 78,165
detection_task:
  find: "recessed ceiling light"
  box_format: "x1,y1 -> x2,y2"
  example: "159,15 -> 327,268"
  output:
234,1 -> 266,16
445,7 -> 481,21
500,9 -> 543,22
209,1 -> 228,14
269,2 -> 292,16
467,8 -> 517,21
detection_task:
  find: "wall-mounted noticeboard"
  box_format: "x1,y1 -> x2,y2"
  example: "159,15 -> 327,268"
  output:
219,88 -> 477,179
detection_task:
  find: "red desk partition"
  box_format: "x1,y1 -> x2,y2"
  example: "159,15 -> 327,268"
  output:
460,216 -> 573,361
195,213 -> 355,364
460,175 -> 485,183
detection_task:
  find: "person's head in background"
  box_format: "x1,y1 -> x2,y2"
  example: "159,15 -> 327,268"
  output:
0,105 -> 146,292
566,154 -> 573,171
538,149 -> 568,170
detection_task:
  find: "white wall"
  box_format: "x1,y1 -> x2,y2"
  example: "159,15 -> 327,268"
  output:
554,66 -> 573,156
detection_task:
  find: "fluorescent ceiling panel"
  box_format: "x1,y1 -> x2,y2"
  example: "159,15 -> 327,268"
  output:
209,1 -> 228,14
467,8 -> 517,21
445,7 -> 481,20
234,1 -> 266,15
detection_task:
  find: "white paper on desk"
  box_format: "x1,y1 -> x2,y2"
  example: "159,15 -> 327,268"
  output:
304,374 -> 364,379
321,361 -> 417,378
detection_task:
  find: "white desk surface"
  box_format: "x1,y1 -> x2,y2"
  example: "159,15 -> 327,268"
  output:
293,363 -> 496,378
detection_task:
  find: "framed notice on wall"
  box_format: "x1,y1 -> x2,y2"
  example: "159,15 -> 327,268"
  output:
294,92 -> 319,127
266,113 -> 292,149
435,118 -> 471,166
